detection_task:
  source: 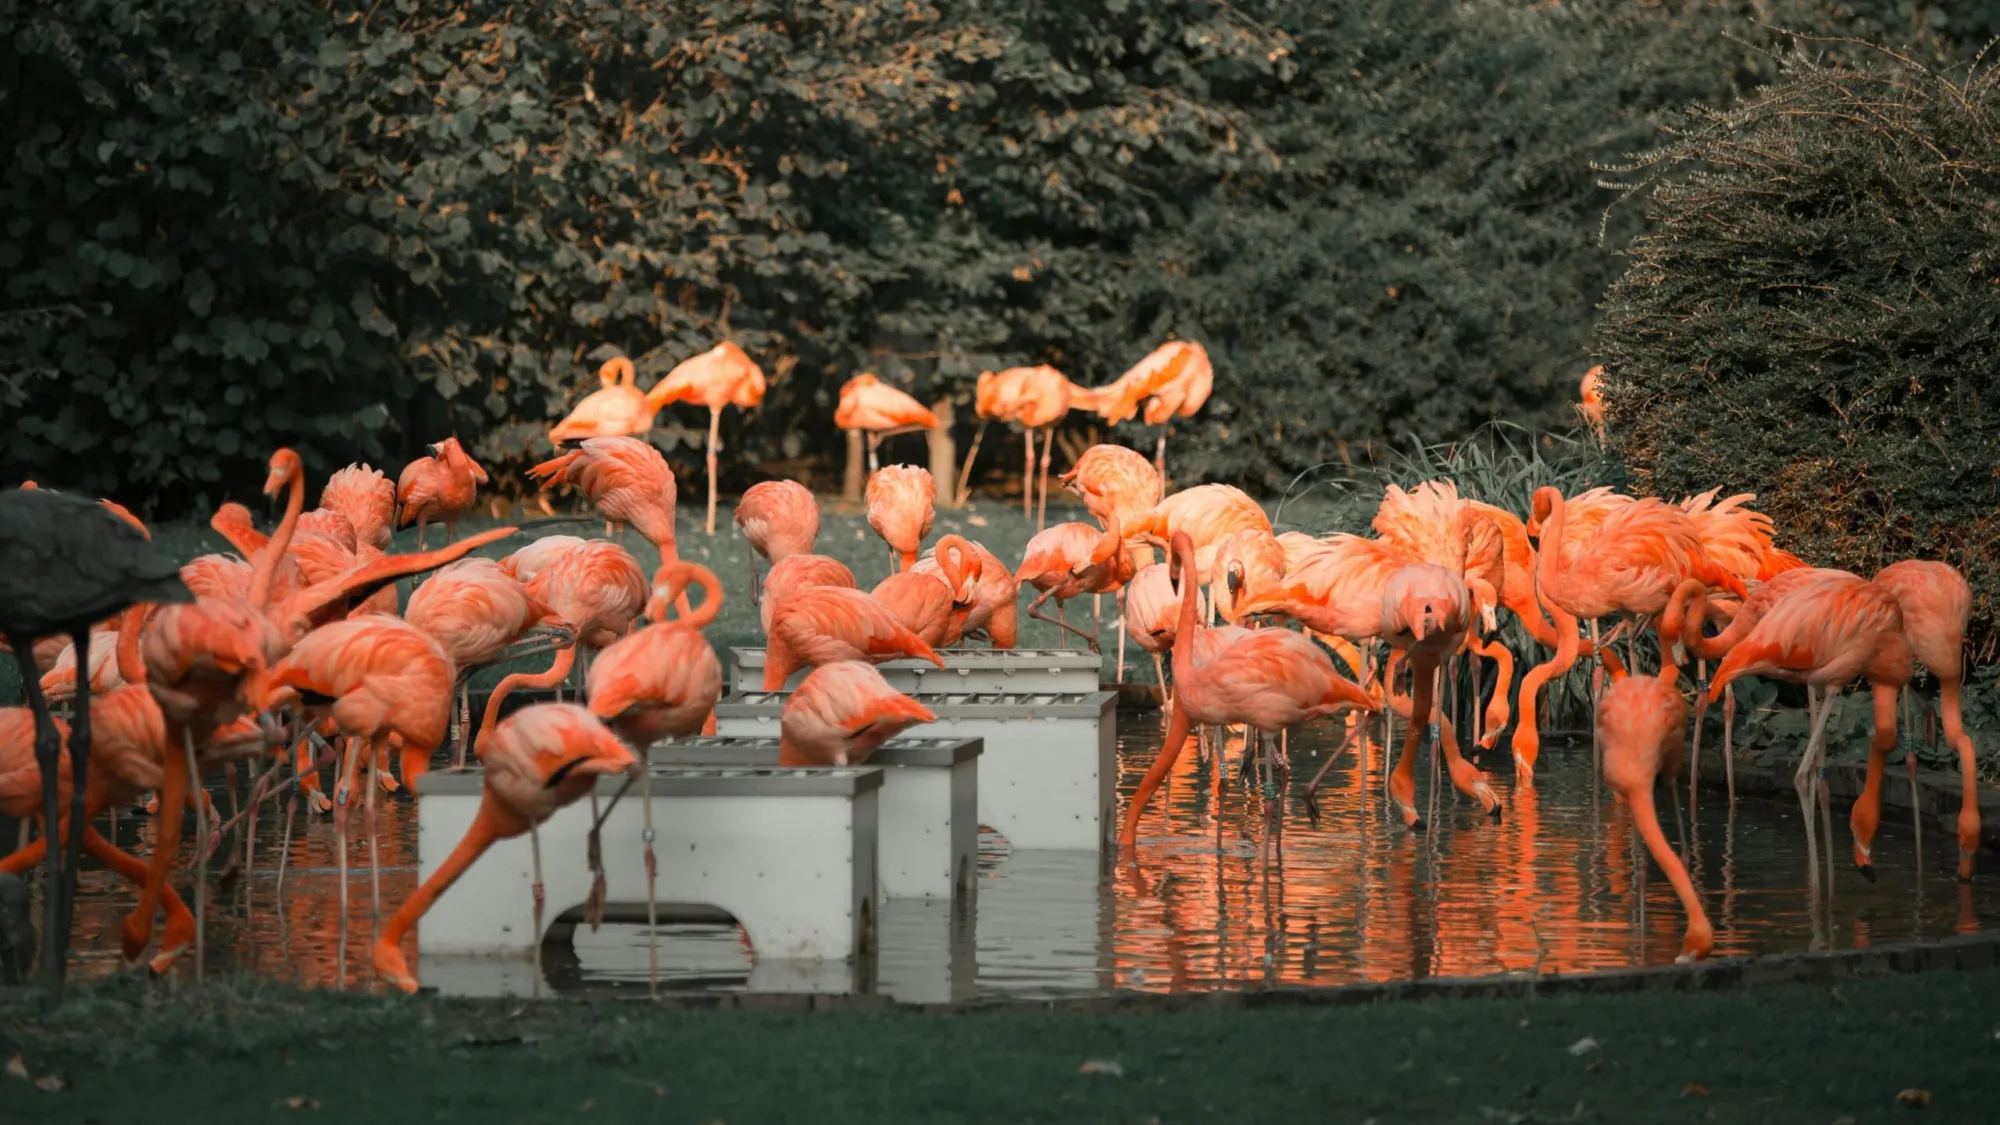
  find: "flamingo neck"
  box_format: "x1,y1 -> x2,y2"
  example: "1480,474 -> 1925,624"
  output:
1169,538 -> 1199,685
475,646 -> 578,758
115,605 -> 148,685
249,468 -> 305,609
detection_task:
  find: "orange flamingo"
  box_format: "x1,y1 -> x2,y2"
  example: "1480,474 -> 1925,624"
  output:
763,586 -> 944,689
1119,531 -> 1376,846
649,342 -> 767,536
1599,579 -> 1711,961
396,437 -> 487,550
372,703 -> 638,993
1380,563 -> 1500,825
529,437 -> 689,616
548,356 -> 654,445
968,365 -> 1073,528
1127,485 -> 1272,583
866,465 -> 935,572
759,554 -> 859,634
836,373 -> 938,473
1210,528 -> 1288,625
1123,562 -> 1183,696
498,535 -> 587,583
913,537 -> 1016,648
587,562 -> 725,747
1867,560 -> 1979,880
779,662 -> 938,766
407,557 -> 571,769
1512,486 -> 1745,778
1702,572 -> 1911,899
516,539 -> 649,702
873,535 -> 981,648
1577,365 -> 1606,438
734,480 -> 819,606
1016,518 -> 1134,651
1061,443 -> 1164,563
1078,342 -> 1213,483
321,464 -> 397,552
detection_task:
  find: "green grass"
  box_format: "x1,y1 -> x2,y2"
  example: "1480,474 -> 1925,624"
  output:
3,967 -> 1997,1122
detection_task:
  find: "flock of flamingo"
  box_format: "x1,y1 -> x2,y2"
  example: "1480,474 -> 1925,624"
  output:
0,343 -> 1981,996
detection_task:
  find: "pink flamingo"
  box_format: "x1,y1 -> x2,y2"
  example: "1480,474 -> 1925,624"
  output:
779,662 -> 938,767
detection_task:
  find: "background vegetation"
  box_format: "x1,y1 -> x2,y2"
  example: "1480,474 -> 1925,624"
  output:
10,0 -> 1978,512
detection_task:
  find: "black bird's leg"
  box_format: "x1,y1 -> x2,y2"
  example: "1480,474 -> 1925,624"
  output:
57,628 -> 92,970
10,633 -> 65,987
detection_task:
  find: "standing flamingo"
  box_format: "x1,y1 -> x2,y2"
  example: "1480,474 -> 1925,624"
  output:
1867,560 -> 1979,880
648,342 -> 768,536
321,464 -> 397,552
763,586 -> 944,689
873,535 -> 982,648
1127,485 -> 1272,582
1599,579 -> 1711,961
734,480 -> 818,606
866,465 -> 936,572
1379,563 -> 1500,825
1119,531 -> 1376,846
0,485 -> 191,985
517,540 -> 649,702
528,436 -> 689,616
397,437 -> 488,550
371,704 -> 638,993
549,356 -> 655,444
971,365 -> 1072,528
1061,443 -> 1164,563
760,554 -> 860,634
1079,342 -> 1212,484
406,557 -> 571,767
779,662 -> 938,766
913,537 -> 1016,648
836,373 -> 938,473
499,535 -> 587,583
1016,518 -> 1134,651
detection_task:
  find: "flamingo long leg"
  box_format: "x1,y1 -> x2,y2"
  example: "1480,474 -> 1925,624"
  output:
706,404 -> 721,537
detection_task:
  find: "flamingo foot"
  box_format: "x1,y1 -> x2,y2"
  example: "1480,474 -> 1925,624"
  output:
376,771 -> 401,795
1960,848 -> 1977,884
305,787 -> 333,815
1388,771 -> 1422,830
119,911 -> 153,966
373,938 -> 419,994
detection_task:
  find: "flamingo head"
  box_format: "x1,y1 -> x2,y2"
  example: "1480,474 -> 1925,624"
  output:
264,448 -> 303,499
1525,486 -> 1562,539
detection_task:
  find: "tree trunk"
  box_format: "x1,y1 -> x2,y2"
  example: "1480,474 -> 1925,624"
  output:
928,397 -> 959,509
842,428 -> 865,502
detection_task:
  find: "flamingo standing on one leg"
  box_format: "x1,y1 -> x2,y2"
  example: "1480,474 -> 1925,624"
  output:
1119,531 -> 1376,846
865,465 -> 935,573
734,480 -> 818,607
371,704 -> 638,993
548,356 -> 655,444
779,662 -> 938,766
836,373 -> 938,474
763,586 -> 944,689
646,342 -> 767,536
396,437 -> 487,551
1599,579 -> 1712,961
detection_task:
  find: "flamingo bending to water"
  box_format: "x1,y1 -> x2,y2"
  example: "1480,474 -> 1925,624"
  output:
779,662 -> 937,767
734,480 -> 818,606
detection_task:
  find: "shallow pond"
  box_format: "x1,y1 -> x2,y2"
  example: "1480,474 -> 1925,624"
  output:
42,709 -> 1997,1000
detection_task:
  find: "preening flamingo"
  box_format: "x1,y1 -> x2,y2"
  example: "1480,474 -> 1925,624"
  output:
516,539 -> 649,702
836,373 -> 938,473
548,356 -> 654,445
734,479 -> 818,605
321,464 -> 397,552
866,465 -> 936,572
763,586 -> 944,689
406,557 -> 572,769
913,536 -> 1015,647
528,436 -> 689,616
873,535 -> 981,648
1577,365 -> 1606,438
779,662 -> 937,766
648,342 -> 768,536
0,484 -> 191,986
1599,579 -> 1711,961
1078,341 -> 1213,484
1016,518 -> 1134,652
396,437 -> 488,550
1119,531 -> 1376,846
759,553 -> 859,634
372,704 -> 638,993
1061,443 -> 1164,567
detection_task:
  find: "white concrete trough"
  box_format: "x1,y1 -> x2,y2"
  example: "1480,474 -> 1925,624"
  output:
730,647 -> 1102,695
648,735 -> 980,903
713,690 -> 1117,853
411,764 -> 883,974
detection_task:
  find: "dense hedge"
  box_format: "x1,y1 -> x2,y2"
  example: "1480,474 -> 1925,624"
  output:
1594,48 -> 2000,654
0,0 -> 1978,511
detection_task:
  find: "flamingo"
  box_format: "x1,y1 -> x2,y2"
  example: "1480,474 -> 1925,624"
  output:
1123,562 -> 1183,699
1078,342 -> 1212,479
913,537 -> 1016,648
0,484 -> 191,985
1119,531 -> 1376,846
967,365 -> 1072,528
528,436 -> 688,616
647,342 -> 768,536
1578,365 -> 1606,438
1126,484 -> 1272,583
516,540 -> 649,703
372,704 -> 638,993
763,586 -> 944,689
779,662 -> 938,767
866,465 -> 936,572
835,373 -> 938,473
321,464 -> 397,552
1379,563 -> 1500,826
872,535 -> 982,648
498,535 -> 587,583
759,554 -> 860,634
1061,443 -> 1164,565
734,479 -> 818,606
396,437 -> 488,550
1599,579 -> 1711,961
1866,560 -> 1978,880
1209,528 -> 1288,626
1016,518 -> 1134,651
406,557 -> 572,769
548,356 -> 655,445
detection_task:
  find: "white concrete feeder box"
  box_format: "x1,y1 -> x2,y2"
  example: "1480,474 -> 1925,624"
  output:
712,689 -> 1117,854
730,646 -> 1102,695
648,735 -> 980,904
412,764 -> 883,973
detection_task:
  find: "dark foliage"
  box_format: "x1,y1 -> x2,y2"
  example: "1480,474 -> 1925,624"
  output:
1594,46 -> 2000,654
0,0 -> 1982,512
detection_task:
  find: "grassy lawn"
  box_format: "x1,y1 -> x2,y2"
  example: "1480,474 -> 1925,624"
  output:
2,966 -> 1996,1122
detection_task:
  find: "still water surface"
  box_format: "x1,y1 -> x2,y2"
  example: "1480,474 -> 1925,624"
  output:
52,711 -> 1995,999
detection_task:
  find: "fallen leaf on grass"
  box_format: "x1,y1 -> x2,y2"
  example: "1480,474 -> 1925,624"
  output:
280,1096 -> 320,1110
32,1073 -> 64,1093
5,1054 -> 27,1081
1567,1037 -> 1599,1057
1897,1088 -> 1931,1109
968,515 -> 989,527
1078,1060 -> 1125,1077
1477,1108 -> 1528,1124
1682,1084 -> 1709,1098
579,1099 -> 594,1112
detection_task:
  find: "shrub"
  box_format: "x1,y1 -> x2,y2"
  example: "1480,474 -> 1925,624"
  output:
1593,45 -> 2000,656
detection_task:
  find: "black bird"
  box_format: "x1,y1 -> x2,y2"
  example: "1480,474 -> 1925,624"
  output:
0,486 -> 191,989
